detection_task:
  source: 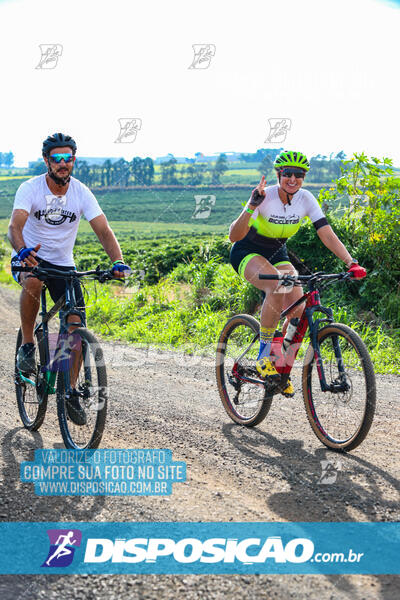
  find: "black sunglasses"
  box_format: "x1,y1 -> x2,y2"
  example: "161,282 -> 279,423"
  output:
280,168 -> 306,179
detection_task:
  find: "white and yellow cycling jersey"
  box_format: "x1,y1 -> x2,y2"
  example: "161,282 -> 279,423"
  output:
248,184 -> 327,240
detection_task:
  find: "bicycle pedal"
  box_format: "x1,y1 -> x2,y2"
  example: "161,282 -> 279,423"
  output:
263,374 -> 282,393
277,377 -> 295,398
265,374 -> 281,385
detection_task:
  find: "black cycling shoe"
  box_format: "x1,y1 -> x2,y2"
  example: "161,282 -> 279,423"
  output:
17,343 -> 36,375
65,389 -> 87,426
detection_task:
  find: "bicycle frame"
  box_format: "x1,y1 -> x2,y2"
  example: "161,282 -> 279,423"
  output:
34,277 -> 86,395
270,284 -> 351,394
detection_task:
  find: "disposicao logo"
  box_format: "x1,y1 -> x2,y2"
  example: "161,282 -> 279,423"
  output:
41,529 -> 82,568
83,536 -> 314,564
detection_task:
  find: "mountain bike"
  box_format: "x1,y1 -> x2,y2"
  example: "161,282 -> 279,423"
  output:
14,265 -> 114,450
216,271 -> 376,451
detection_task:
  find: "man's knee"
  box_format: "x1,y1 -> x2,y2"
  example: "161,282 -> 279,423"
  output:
20,276 -> 43,300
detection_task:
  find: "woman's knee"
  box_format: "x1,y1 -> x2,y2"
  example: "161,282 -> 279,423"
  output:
244,260 -> 279,290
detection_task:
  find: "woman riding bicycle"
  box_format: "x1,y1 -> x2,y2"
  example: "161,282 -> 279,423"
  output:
229,150 -> 366,396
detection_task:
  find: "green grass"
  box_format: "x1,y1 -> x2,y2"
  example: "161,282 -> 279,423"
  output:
0,178 -> 398,376
82,261 -> 400,375
0,234 -> 398,374
0,268 -> 16,285
220,169 -> 262,185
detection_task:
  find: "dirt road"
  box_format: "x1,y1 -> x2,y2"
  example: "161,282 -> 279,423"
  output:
0,284 -> 399,599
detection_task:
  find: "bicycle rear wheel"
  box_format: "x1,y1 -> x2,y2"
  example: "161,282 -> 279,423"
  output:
56,328 -> 107,449
302,323 -> 376,451
15,327 -> 48,430
216,314 -> 273,426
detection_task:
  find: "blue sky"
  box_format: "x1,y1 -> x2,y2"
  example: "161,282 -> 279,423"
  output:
0,0 -> 399,167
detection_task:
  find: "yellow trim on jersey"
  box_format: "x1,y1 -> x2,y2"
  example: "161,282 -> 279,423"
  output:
249,214 -> 301,238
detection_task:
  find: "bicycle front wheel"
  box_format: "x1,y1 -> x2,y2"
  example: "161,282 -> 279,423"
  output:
216,314 -> 273,426
15,327 -> 48,430
302,323 -> 376,451
56,328 -> 107,449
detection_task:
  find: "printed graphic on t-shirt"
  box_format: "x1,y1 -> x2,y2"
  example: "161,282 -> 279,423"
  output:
268,213 -> 300,225
34,195 -> 77,226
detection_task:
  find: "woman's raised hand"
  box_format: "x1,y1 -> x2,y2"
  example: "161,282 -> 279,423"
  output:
249,175 -> 267,207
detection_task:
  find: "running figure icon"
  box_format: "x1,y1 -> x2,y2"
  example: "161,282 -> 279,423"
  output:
45,530 -> 77,566
42,528 -> 82,568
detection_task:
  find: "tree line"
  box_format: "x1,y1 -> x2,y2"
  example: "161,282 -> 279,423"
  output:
28,149 -> 348,186
0,152 -> 14,168
29,154 -> 230,186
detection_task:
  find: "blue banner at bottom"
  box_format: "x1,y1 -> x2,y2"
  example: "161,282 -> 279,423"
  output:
0,522 -> 398,574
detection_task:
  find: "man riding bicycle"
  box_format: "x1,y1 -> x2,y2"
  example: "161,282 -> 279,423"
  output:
229,150 -> 366,396
8,132 -> 131,424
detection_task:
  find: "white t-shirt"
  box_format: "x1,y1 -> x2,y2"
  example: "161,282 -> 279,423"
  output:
12,174 -> 103,266
249,184 -> 326,239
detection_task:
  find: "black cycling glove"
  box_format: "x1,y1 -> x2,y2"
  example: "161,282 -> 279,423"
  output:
249,188 -> 265,207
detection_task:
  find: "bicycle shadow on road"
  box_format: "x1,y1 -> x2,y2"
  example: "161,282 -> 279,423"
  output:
221,422 -> 399,599
0,427 -> 105,522
222,423 -> 399,521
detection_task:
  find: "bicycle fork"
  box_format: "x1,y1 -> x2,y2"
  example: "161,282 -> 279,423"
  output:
306,307 -> 350,394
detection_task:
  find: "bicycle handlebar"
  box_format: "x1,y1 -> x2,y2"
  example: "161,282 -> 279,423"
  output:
258,271 -> 354,289
12,265 -> 115,283
258,272 -> 351,281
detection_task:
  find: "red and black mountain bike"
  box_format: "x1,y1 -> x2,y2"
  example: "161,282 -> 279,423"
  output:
216,271 -> 376,451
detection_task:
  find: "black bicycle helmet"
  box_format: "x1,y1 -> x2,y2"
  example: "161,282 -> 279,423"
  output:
42,132 -> 77,156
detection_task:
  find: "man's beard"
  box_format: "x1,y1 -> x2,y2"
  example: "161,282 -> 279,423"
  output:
47,164 -> 71,186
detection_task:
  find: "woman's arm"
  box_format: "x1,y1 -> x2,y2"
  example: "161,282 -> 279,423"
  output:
316,225 -> 355,266
229,176 -> 267,243
229,206 -> 255,242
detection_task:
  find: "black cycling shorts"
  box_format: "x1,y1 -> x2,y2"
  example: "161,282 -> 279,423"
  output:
230,238 -> 291,279
11,256 -> 85,313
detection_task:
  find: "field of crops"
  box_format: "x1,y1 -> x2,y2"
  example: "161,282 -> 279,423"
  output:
0,218 -> 226,239
0,177 -> 329,223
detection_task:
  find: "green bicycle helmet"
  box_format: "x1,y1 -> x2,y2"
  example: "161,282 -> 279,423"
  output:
273,150 -> 310,171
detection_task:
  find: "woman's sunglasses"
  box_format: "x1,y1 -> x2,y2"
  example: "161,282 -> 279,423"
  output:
280,167 -> 306,179
49,153 -> 76,164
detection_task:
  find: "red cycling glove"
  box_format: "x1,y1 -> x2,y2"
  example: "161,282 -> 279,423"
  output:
347,263 -> 367,279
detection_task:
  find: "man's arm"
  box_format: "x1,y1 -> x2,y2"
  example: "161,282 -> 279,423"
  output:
89,214 -> 124,263
8,209 -> 41,266
8,209 -> 29,251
